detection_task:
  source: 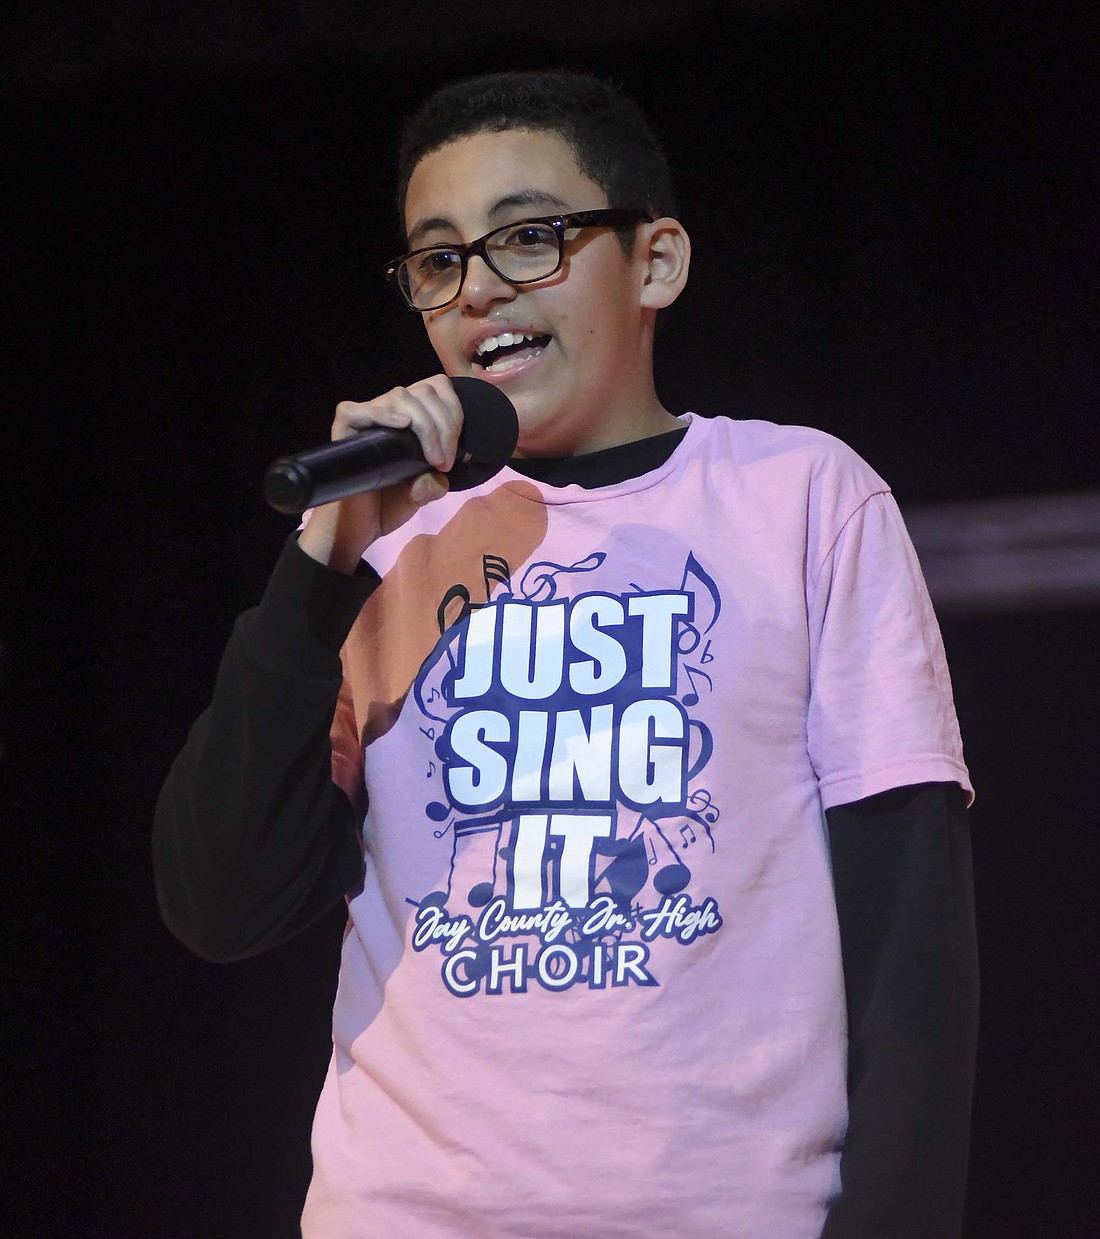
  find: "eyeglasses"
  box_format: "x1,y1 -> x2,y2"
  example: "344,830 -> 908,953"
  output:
385,208 -> 653,311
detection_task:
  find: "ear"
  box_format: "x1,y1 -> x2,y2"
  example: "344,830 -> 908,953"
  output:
637,217 -> 691,310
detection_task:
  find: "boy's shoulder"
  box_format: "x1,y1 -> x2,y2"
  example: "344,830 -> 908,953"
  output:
687,412 -> 888,491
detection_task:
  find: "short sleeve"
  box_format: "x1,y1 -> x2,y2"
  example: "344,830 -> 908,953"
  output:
807,492 -> 972,809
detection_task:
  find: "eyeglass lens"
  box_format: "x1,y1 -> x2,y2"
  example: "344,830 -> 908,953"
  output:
400,221 -> 562,310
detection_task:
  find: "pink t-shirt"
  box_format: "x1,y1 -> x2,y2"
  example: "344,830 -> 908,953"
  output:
303,413 -> 971,1238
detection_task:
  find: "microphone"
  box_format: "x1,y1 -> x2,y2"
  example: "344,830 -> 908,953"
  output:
263,377 -> 519,514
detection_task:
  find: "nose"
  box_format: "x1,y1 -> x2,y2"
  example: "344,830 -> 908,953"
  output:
459,254 -> 516,312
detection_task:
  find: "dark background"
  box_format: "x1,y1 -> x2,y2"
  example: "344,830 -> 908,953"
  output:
4,2 -> 1097,1235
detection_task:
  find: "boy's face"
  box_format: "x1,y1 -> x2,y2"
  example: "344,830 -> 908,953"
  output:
403,128 -> 659,457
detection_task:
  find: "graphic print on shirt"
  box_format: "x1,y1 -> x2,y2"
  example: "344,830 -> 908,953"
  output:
408,550 -> 725,997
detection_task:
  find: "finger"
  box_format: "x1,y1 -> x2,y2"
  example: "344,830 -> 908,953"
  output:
334,380 -> 460,470
362,377 -> 462,472
333,390 -> 416,437
408,470 -> 449,507
403,379 -> 463,472
378,469 -> 449,536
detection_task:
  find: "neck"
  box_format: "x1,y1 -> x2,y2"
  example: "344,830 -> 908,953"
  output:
513,324 -> 673,457
513,396 -> 680,459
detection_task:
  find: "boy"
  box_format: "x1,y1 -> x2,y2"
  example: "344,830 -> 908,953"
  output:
155,71 -> 977,1237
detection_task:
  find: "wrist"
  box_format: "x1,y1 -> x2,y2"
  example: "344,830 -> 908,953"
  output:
297,508 -> 378,575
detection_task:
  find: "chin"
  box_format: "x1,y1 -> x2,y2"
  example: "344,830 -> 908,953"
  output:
515,410 -> 578,457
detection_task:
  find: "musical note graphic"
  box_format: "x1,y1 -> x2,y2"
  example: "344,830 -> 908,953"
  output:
412,632 -> 455,722
675,553 -> 722,664
482,553 -> 511,600
680,552 -> 722,634
653,863 -> 691,896
436,582 -> 473,635
519,552 -> 605,602
651,821 -> 693,889
679,823 -> 697,848
442,818 -> 507,908
427,799 -> 454,839
687,788 -> 721,824
426,760 -> 436,778
682,663 -> 713,707
594,836 -> 649,910
467,882 -> 494,908
686,718 -> 714,782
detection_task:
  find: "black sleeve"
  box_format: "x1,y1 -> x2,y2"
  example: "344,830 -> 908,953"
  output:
152,536 -> 381,963
819,781 -> 979,1239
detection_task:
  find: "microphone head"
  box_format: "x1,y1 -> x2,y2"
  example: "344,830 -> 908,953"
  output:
448,377 -> 519,492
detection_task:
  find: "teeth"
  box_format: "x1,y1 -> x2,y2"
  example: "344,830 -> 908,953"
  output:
475,331 -> 538,358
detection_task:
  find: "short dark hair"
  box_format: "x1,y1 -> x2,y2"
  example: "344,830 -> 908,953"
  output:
396,70 -> 676,233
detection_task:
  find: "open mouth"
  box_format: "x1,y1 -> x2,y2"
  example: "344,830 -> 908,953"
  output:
472,331 -> 552,373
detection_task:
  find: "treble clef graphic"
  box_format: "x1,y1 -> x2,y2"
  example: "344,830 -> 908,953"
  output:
687,788 -> 721,825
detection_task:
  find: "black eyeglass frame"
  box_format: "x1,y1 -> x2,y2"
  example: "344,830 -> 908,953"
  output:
385,208 -> 654,311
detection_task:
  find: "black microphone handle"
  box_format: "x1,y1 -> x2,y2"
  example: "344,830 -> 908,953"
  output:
264,425 -> 428,514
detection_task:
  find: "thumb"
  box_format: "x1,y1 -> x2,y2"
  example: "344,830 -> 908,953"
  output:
408,471 -> 450,507
378,470 -> 449,536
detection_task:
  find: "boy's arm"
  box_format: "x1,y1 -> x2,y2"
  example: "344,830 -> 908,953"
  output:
152,537 -> 377,962
153,376 -> 467,962
821,781 -> 979,1239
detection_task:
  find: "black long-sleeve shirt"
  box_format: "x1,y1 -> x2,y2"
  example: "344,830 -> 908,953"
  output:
154,428 -> 978,1237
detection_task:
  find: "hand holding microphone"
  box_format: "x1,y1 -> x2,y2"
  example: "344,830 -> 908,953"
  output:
268,376 -> 518,572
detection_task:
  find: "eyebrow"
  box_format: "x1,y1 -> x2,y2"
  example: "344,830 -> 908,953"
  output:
405,188 -> 573,249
